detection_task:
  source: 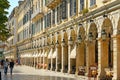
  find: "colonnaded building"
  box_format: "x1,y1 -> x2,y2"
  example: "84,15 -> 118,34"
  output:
4,0 -> 120,79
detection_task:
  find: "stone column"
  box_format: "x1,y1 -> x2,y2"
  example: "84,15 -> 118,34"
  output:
98,38 -> 109,79
50,46 -> 54,70
42,48 -> 45,69
68,41 -> 73,73
36,56 -> 38,68
40,56 -> 42,68
86,40 -> 96,76
112,36 -> 120,80
75,42 -> 85,75
55,44 -> 60,71
61,43 -> 66,72
33,56 -> 35,67
24,57 -> 27,65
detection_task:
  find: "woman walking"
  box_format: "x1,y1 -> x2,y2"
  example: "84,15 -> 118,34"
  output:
9,59 -> 14,75
3,59 -> 9,75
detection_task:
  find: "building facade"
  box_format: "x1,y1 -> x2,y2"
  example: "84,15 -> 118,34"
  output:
0,41 -> 6,59
4,0 -> 120,79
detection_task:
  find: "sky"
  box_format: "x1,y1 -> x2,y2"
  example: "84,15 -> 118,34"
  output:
7,0 -> 19,16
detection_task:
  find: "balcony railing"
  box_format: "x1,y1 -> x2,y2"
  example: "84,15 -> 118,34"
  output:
31,8 -> 44,22
46,0 -> 61,9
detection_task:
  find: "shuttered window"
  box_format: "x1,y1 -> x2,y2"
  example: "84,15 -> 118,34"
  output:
57,6 -> 60,23
90,0 -> 96,6
80,0 -> 84,11
44,15 -> 47,28
52,9 -> 55,25
70,0 -> 76,16
62,0 -> 67,19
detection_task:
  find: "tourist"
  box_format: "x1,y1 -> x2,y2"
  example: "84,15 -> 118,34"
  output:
9,59 -> 14,75
3,59 -> 9,75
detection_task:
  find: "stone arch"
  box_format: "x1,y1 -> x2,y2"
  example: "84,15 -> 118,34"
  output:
63,31 -> 68,44
117,17 -> 120,31
89,22 -> 98,39
86,22 -> 98,73
78,26 -> 85,40
57,33 -> 62,44
98,17 -> 113,77
69,29 -> 76,41
102,18 -> 113,34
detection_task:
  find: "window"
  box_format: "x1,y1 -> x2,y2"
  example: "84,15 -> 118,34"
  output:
62,0 -> 67,19
73,0 -> 76,14
44,15 -> 47,28
57,6 -> 60,23
80,0 -> 84,11
47,13 -> 51,27
41,18 -> 43,30
52,9 -> 55,25
90,0 -> 96,6
70,0 -> 76,16
31,24 -> 35,35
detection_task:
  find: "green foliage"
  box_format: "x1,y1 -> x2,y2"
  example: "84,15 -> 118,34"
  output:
0,0 -> 10,41
82,8 -> 89,15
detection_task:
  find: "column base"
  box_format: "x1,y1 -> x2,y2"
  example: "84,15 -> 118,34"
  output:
68,70 -> 71,74
75,71 -> 78,75
50,68 -> 53,71
61,69 -> 64,73
55,68 -> 58,72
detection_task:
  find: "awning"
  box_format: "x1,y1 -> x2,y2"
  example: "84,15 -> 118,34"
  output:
52,49 -> 57,58
48,49 -> 52,59
70,45 -> 76,59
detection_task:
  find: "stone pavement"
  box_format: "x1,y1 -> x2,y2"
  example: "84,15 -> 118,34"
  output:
0,65 -> 95,80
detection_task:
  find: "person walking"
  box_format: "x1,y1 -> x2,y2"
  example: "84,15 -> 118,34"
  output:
9,59 -> 14,75
3,59 -> 9,75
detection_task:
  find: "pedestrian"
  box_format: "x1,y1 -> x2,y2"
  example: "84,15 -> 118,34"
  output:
1,59 -> 4,68
3,59 -> 9,75
9,59 -> 14,75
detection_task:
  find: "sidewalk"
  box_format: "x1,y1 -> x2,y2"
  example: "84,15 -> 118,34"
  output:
13,65 -> 89,80
0,65 -> 93,80
14,65 -> 76,78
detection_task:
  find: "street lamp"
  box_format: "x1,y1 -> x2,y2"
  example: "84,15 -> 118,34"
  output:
61,39 -> 65,45
101,29 -> 107,40
88,32 -> 93,42
51,41 -> 54,47
77,35 -> 82,43
68,36 -> 73,45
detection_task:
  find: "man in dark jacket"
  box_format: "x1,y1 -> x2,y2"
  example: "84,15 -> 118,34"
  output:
9,59 -> 14,75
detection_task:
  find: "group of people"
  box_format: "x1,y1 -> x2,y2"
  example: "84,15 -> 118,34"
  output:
1,59 -> 14,75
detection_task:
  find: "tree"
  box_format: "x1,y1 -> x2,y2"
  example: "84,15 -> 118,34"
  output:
0,0 -> 10,41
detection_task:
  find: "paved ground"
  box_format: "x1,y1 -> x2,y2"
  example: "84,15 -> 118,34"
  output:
0,65 -> 94,80
0,65 -> 76,80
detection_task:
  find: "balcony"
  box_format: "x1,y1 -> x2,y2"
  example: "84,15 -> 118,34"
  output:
31,8 -> 44,22
46,0 -> 61,9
